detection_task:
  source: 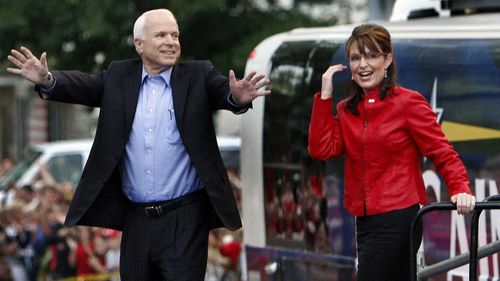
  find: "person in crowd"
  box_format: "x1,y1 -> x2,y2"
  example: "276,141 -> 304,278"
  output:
0,243 -> 13,281
0,209 -> 30,281
67,226 -> 100,277
35,162 -> 75,203
3,233 -> 29,281
13,185 -> 38,213
0,183 -> 17,208
0,159 -> 14,178
43,206 -> 75,280
7,8 -> 270,281
218,232 -> 242,281
0,206 -> 37,281
101,229 -> 121,281
88,231 -> 108,275
307,23 -> 476,281
205,230 -> 228,281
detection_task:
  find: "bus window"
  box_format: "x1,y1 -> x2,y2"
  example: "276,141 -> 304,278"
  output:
263,40 -> 356,257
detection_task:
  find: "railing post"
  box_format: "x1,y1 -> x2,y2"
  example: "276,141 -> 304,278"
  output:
469,208 -> 482,281
469,195 -> 500,281
410,202 -> 456,281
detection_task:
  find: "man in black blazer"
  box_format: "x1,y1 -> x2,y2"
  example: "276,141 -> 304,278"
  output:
7,8 -> 270,281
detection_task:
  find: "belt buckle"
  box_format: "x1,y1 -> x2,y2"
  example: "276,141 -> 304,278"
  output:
145,206 -> 163,218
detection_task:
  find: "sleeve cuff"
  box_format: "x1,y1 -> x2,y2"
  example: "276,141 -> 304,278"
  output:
227,92 -> 242,108
39,78 -> 57,96
313,92 -> 333,113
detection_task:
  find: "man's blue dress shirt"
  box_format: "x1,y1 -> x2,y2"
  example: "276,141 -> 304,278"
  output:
122,67 -> 202,203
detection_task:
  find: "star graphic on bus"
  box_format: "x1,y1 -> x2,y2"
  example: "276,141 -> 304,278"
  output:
430,78 -> 444,123
430,77 -> 500,142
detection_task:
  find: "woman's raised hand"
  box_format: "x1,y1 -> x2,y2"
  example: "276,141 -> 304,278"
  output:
321,64 -> 347,99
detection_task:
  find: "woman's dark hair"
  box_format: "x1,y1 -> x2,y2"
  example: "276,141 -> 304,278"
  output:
345,23 -> 398,115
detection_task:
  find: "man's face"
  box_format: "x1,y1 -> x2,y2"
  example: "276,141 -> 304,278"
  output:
135,11 -> 181,74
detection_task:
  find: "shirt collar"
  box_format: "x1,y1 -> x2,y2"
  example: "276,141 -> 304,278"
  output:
363,86 -> 381,98
141,66 -> 173,86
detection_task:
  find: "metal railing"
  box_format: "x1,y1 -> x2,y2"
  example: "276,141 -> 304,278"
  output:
410,195 -> 500,281
469,195 -> 500,279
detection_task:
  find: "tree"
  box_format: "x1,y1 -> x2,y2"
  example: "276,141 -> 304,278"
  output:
0,0 -> 137,73
0,0 -> 341,75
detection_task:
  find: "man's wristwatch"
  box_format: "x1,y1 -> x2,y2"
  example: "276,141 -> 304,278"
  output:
46,71 -> 53,84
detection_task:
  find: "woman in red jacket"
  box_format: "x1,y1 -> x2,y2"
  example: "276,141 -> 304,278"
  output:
308,23 -> 476,281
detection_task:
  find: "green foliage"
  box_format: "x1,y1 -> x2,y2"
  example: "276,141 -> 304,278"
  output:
0,0 -> 138,72
1,0 -> 337,75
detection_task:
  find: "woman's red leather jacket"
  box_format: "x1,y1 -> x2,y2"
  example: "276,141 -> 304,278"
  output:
308,86 -> 472,216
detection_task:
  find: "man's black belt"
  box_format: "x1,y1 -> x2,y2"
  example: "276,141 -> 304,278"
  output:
130,189 -> 206,218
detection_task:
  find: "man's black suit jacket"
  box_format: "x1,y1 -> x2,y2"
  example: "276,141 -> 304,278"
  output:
42,59 -> 246,231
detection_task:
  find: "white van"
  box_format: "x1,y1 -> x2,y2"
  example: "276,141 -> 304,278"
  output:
0,139 -> 93,191
0,136 -> 241,191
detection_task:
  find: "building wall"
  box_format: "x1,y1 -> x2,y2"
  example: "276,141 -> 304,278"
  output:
28,97 -> 49,144
48,103 -> 97,141
0,76 -> 96,161
0,77 -> 32,160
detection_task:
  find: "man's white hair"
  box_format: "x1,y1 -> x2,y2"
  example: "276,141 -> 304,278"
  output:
133,9 -> 175,40
133,13 -> 146,40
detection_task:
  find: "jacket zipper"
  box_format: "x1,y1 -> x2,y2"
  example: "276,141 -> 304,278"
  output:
361,101 -> 368,216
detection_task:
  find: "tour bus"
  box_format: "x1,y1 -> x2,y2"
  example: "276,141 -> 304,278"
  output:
239,3 -> 500,281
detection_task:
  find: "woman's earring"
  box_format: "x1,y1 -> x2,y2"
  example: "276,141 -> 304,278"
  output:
384,68 -> 388,78
351,75 -> 354,80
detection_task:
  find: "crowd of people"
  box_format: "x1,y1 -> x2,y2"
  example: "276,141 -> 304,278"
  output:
0,159 -> 121,281
0,158 -> 243,281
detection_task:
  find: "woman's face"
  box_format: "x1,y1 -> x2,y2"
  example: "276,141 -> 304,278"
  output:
348,42 -> 392,92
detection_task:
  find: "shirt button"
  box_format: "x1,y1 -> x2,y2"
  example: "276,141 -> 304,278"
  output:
149,108 -> 154,112
146,170 -> 151,175
148,128 -> 152,132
